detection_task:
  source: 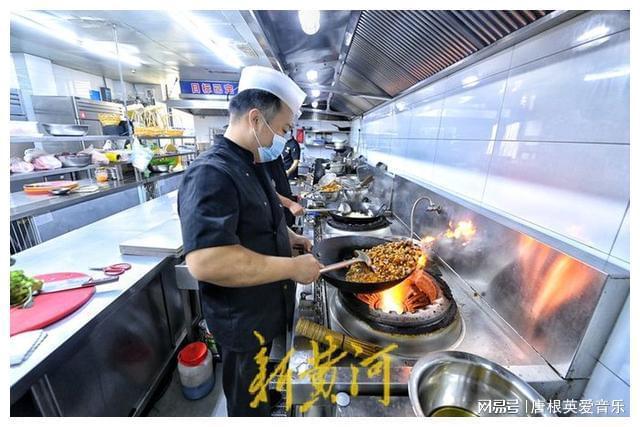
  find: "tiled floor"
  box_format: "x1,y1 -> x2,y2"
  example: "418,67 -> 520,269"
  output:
147,364 -> 227,417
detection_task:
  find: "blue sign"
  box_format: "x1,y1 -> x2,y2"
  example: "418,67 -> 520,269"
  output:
180,80 -> 238,96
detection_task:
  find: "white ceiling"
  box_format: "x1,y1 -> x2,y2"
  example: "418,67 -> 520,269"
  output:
10,10 -> 272,85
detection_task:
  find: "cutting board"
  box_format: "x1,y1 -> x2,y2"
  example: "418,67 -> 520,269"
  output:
10,272 -> 96,336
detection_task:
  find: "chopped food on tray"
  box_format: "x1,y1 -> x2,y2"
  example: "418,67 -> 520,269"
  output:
345,240 -> 422,283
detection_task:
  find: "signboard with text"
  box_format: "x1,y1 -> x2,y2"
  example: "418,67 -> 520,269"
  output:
179,80 -> 238,96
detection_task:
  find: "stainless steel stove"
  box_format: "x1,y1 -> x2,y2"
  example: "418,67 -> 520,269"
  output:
287,214 -> 566,417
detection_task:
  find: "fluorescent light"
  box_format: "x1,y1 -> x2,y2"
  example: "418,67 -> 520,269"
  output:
170,11 -> 242,69
11,11 -> 142,68
576,25 -> 609,43
311,89 -> 321,97
306,69 -> 318,81
583,67 -> 629,81
311,100 -> 319,108
298,10 -> 320,35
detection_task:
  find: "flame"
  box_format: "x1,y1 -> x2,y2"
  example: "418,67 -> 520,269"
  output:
444,220 -> 476,242
517,235 -> 597,324
377,253 -> 428,314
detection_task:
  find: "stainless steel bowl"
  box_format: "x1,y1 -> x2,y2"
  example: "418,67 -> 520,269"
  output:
409,351 -> 555,417
56,154 -> 92,167
41,123 -> 89,136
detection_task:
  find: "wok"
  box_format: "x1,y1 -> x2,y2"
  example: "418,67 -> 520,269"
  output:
313,236 -> 410,294
327,201 -> 386,224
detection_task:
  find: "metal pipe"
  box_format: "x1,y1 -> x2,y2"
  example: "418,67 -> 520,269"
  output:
112,24 -> 131,136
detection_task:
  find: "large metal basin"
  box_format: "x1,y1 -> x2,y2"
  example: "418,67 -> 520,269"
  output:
408,351 -> 555,417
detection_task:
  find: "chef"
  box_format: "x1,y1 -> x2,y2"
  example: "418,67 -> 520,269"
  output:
282,129 -> 301,178
178,66 -> 322,416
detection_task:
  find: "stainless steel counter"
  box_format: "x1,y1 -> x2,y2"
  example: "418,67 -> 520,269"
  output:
10,171 -> 186,221
10,191 -> 181,396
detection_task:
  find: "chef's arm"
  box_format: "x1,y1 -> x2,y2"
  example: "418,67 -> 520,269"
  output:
278,193 -> 293,209
186,245 -> 316,287
286,160 -> 299,177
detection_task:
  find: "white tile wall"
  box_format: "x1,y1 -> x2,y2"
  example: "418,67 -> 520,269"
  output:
431,140 -> 494,201
499,31 -> 629,144
580,361 -> 630,417
609,207 -> 629,267
408,97 -> 444,139
483,142 -> 629,255
511,10 -> 630,68
23,53 -> 57,95
597,297 -> 629,384
439,72 -> 507,140
357,11 -> 630,266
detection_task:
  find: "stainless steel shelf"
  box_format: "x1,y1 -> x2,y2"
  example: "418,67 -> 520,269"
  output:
10,165 -> 97,182
137,136 -> 196,140
151,151 -> 197,160
11,135 -> 131,144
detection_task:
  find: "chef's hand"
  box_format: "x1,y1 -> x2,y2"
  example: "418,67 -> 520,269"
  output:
288,201 -> 305,217
291,254 -> 322,284
290,234 -> 313,253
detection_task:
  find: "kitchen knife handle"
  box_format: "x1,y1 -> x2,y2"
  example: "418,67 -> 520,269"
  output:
85,276 -> 120,286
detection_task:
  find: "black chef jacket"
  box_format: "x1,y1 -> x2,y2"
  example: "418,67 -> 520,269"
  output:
281,138 -> 300,178
264,157 -> 296,227
178,136 -> 295,352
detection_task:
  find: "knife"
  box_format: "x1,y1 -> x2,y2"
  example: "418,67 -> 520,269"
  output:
39,276 -> 120,294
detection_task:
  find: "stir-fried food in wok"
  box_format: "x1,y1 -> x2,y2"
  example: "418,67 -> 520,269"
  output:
319,181 -> 342,192
346,240 -> 422,283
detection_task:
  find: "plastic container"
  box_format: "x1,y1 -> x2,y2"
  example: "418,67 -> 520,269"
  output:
177,342 -> 215,400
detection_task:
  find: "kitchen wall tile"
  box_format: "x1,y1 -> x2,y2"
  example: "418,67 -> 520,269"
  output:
597,296 -> 629,385
511,11 -> 630,68
431,140 -> 493,201
483,141 -> 629,254
408,97 -> 444,140
439,72 -> 507,140
395,110 -> 413,138
499,31 -> 629,144
581,361 -> 630,417
399,139 -> 438,184
609,206 -> 629,264
444,48 -> 513,92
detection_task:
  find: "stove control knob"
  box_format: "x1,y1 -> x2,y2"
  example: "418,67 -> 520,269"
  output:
335,392 -> 351,407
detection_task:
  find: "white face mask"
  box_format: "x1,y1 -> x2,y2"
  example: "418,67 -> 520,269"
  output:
252,115 -> 288,163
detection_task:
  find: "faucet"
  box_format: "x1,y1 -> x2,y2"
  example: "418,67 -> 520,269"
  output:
410,196 -> 443,240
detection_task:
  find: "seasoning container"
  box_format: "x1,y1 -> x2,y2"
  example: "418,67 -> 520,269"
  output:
177,342 -> 215,400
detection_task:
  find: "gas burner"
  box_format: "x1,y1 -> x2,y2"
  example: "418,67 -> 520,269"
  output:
327,216 -> 390,232
328,266 -> 464,359
346,269 -> 456,334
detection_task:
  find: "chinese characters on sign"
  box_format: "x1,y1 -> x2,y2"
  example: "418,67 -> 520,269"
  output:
180,80 -> 238,96
249,331 -> 397,414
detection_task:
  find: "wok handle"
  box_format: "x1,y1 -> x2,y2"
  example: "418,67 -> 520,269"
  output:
320,258 -> 362,274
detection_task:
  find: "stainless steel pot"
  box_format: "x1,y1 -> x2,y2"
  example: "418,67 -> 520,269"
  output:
408,351 -> 555,417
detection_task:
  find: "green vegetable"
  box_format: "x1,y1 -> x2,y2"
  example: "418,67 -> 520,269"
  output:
10,270 -> 42,305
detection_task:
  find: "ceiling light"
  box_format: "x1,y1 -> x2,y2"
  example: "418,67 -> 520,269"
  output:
311,89 -> 321,97
170,11 -> 242,69
306,69 -> 318,81
11,11 -> 142,67
298,10 -> 320,35
311,100 -> 319,108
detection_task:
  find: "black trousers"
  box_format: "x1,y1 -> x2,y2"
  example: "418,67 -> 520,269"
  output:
219,343 -> 273,417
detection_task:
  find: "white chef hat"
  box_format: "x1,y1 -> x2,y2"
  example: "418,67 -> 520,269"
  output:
238,66 -> 307,118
